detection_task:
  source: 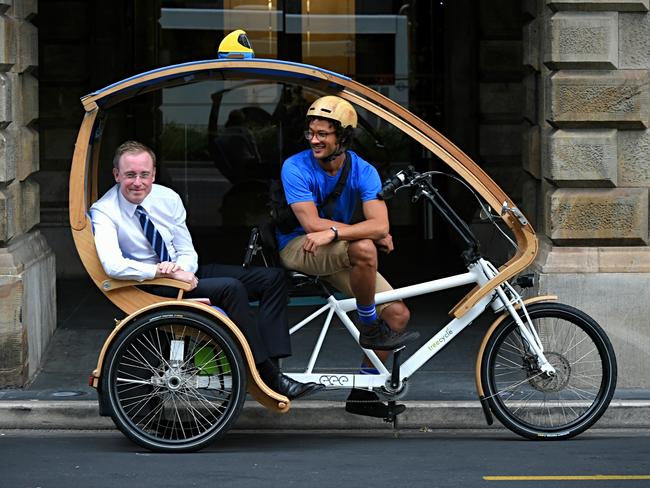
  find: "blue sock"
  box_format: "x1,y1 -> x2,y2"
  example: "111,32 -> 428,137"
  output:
360,366 -> 379,375
356,303 -> 377,325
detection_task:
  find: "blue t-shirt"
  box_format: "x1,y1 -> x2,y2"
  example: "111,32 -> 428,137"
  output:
277,149 -> 382,250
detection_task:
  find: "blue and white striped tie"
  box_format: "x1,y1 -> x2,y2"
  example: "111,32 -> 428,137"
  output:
135,205 -> 170,262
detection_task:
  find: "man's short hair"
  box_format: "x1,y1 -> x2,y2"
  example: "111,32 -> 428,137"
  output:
113,141 -> 157,169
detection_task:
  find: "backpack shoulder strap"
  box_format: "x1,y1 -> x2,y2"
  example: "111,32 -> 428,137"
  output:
320,152 -> 351,219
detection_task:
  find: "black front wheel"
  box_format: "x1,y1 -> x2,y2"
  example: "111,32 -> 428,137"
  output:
481,302 -> 617,440
101,309 -> 247,452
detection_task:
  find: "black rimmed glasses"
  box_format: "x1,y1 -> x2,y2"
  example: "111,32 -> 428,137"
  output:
303,130 -> 336,142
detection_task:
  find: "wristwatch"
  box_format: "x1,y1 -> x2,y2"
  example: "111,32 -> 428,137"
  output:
330,226 -> 339,241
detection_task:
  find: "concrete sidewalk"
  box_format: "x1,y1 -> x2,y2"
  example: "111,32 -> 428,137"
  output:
2,278 -> 649,432
2,400 -> 650,431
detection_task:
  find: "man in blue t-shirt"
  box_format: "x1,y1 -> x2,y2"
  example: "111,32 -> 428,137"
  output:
277,96 -> 419,418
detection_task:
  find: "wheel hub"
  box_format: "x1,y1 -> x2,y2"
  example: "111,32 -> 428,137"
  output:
166,375 -> 183,390
527,352 -> 571,392
157,367 -> 187,391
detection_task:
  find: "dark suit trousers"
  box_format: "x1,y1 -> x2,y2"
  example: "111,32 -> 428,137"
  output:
149,264 -> 291,364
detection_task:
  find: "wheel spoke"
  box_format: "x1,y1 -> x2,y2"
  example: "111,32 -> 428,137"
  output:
483,304 -> 616,439
106,313 -> 245,451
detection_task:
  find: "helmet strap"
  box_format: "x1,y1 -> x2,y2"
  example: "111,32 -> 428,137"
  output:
322,143 -> 345,164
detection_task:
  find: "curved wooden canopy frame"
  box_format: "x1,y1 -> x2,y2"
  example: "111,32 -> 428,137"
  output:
70,57 -> 537,322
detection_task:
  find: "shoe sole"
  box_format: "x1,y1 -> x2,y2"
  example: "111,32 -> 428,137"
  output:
359,333 -> 420,351
345,403 -> 406,419
290,384 -> 326,400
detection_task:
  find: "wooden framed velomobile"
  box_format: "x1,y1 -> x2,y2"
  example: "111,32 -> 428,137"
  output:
69,32 -> 540,452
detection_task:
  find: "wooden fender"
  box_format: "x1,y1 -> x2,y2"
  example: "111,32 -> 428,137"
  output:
89,300 -> 291,413
474,295 -> 559,399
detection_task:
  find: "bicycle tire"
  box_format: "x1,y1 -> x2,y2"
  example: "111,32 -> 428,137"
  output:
101,309 -> 247,452
480,302 -> 617,440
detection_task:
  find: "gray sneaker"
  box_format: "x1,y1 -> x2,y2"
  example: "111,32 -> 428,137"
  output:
358,318 -> 419,351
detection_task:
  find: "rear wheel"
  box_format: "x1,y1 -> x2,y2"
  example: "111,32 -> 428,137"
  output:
102,309 -> 246,452
481,302 -> 616,440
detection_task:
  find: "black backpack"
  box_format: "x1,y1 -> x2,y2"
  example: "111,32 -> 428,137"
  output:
243,153 -> 351,268
269,152 -> 351,233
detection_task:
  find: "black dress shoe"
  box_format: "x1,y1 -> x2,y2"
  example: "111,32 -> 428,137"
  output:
269,373 -> 325,400
345,388 -> 406,418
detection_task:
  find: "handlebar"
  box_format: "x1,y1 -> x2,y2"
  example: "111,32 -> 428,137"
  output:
377,166 -> 482,262
377,167 -> 416,200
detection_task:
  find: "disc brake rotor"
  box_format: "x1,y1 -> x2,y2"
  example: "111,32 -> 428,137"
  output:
527,351 -> 571,392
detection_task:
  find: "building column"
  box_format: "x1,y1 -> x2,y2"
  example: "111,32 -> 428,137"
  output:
0,0 -> 55,387
523,0 -> 650,388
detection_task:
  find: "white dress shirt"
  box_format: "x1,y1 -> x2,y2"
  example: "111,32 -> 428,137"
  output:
90,184 -> 198,281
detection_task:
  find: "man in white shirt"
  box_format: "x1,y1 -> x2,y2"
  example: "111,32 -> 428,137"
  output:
91,140 -> 323,400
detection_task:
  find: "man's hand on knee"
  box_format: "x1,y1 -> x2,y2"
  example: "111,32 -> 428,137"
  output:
302,229 -> 336,253
374,233 -> 394,254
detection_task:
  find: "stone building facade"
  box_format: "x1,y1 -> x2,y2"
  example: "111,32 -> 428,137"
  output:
523,0 -> 650,387
0,0 -> 648,389
0,0 -> 56,387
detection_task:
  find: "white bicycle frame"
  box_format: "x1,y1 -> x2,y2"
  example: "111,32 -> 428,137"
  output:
287,257 -> 555,393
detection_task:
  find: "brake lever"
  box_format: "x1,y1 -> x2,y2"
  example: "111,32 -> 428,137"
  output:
500,201 -> 529,226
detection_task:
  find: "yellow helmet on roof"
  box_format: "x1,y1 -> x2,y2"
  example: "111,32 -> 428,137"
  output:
218,30 -> 254,59
307,96 -> 357,129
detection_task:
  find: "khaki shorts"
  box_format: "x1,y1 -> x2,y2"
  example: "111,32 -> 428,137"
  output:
279,235 -> 396,316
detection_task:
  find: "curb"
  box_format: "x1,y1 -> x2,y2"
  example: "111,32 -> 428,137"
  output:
1,400 -> 649,431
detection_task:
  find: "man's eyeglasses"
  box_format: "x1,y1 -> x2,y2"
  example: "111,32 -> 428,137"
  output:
303,130 -> 336,142
122,171 -> 153,181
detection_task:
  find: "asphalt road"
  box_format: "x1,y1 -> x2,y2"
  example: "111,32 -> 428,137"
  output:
1,429 -> 649,488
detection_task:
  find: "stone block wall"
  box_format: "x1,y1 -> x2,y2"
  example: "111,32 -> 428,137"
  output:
0,1 -> 55,387
524,0 -> 650,387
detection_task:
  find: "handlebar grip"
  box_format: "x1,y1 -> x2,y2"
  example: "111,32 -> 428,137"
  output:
377,172 -> 407,200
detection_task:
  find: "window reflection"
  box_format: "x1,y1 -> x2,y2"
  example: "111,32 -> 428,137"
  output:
155,1 -> 421,265
159,77 -> 412,229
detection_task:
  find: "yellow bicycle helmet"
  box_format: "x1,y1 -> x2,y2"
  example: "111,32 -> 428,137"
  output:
307,96 -> 357,129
